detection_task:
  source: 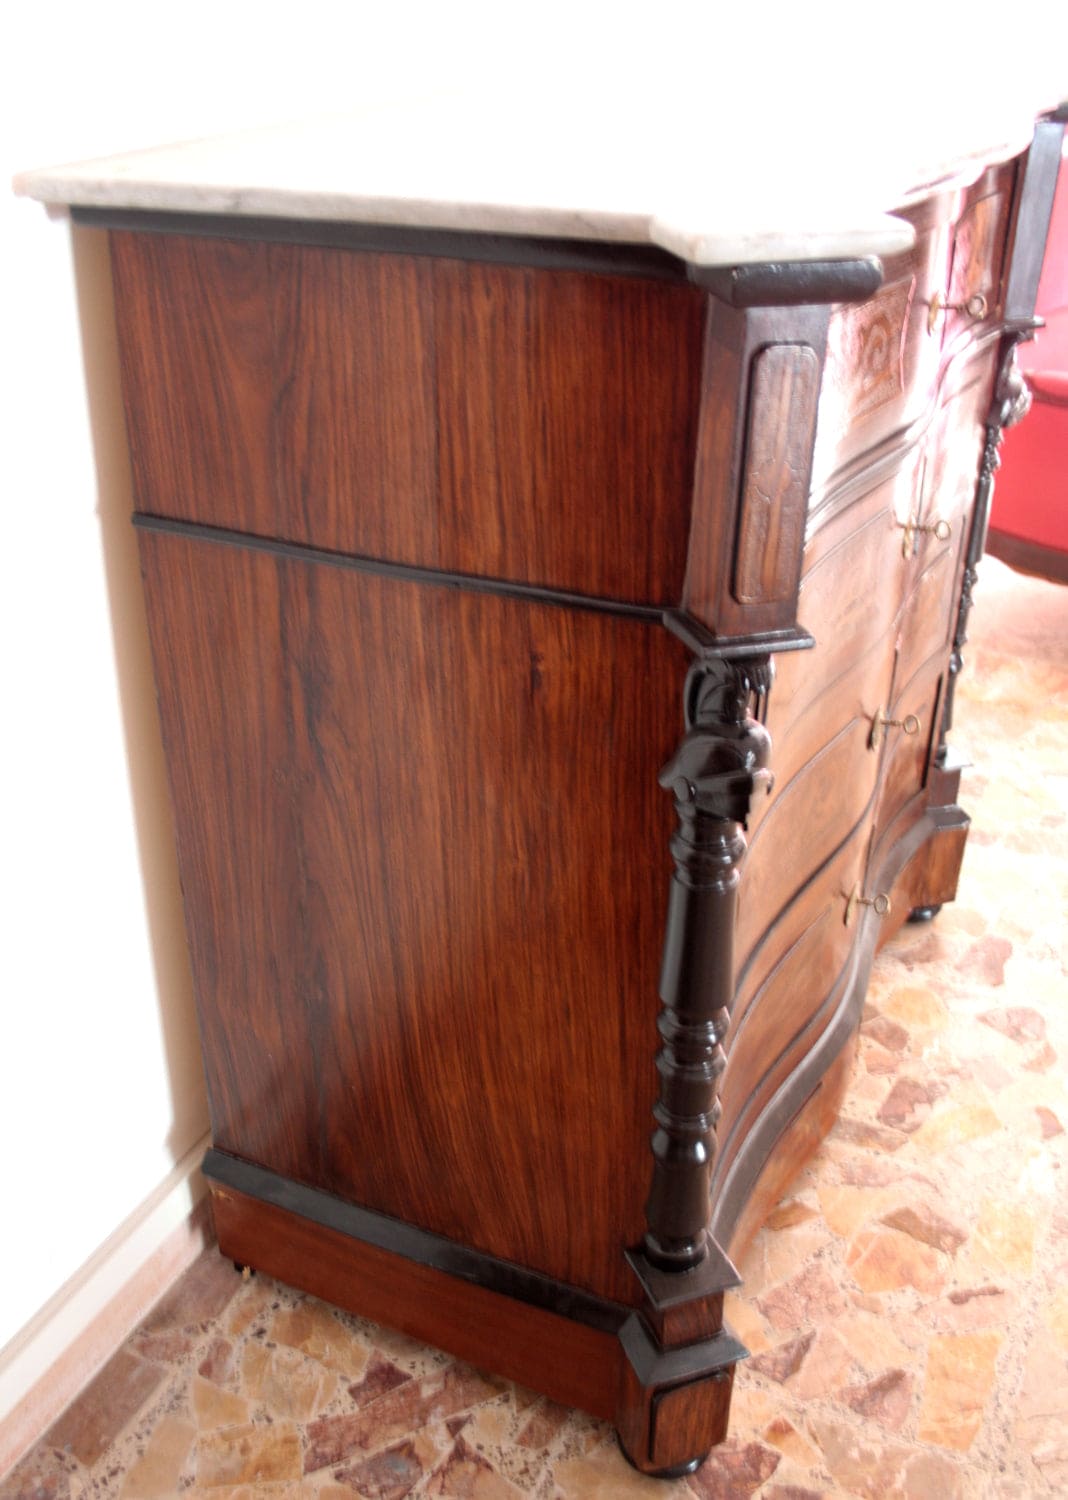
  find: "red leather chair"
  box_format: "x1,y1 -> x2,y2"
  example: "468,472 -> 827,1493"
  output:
986,141 -> 1068,582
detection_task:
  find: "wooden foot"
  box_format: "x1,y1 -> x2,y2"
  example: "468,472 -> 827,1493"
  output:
615,1246 -> 745,1474
617,1438 -> 707,1478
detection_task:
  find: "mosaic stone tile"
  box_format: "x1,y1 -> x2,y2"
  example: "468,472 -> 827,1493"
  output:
917,1332 -> 1002,1450
836,1368 -> 913,1431
140,1247 -> 241,1335
845,1226 -> 946,1295
43,1349 -> 166,1467
118,1415 -> 195,1498
191,1375 -> 250,1429
196,1421 -> 302,1487
747,1332 -> 815,1385
880,1204 -> 967,1254
686,1438 -> 781,1499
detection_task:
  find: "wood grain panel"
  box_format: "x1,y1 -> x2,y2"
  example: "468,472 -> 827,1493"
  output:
683,304 -> 829,637
650,1374 -> 733,1471
138,528 -> 692,1304
111,232 -> 277,525
433,260 -> 705,599
896,543 -> 958,696
269,246 -> 439,560
945,185 -> 1011,342
732,344 -> 820,605
113,231 -> 706,602
917,376 -> 991,548
211,1183 -> 622,1421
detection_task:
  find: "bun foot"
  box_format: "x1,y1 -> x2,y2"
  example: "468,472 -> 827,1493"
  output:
617,1437 -> 706,1478
907,904 -> 943,923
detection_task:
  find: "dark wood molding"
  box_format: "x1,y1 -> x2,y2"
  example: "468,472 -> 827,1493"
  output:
614,649 -> 780,1473
693,257 -> 884,306
133,513 -> 667,622
1002,118 -> 1066,322
203,1149 -> 628,1333
77,205 -> 886,309
663,611 -> 815,659
78,204 -> 696,283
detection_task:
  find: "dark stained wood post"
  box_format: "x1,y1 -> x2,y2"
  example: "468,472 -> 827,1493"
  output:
644,655 -> 773,1269
616,653 -> 772,1475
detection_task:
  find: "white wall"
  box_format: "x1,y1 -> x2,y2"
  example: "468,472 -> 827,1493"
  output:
0,0 -> 517,1400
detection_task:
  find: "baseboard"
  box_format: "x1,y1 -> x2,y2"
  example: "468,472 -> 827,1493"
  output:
0,1132 -> 211,1478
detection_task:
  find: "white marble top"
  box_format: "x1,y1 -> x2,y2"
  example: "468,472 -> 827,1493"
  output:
14,87 -> 1068,268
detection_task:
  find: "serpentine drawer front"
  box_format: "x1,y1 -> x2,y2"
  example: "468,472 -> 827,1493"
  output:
18,102 -> 1065,1475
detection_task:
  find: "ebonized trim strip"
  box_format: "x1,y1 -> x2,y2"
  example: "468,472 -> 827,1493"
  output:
133,514 -> 667,623
78,206 -> 885,306
76,205 -> 693,284
1004,119 -> 1065,322
693,257 -> 884,307
203,1149 -> 629,1335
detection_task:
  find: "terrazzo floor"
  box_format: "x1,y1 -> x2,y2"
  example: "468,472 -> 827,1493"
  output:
4,557 -> 1066,1500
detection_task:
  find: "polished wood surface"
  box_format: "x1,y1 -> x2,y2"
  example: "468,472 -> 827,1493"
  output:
139,526 -> 689,1304
107,121 -> 1060,1473
210,1181 -> 622,1421
112,233 -> 705,604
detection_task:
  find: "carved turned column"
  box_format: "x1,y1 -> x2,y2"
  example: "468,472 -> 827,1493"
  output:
938,332 -> 1036,762
617,653 -> 772,1476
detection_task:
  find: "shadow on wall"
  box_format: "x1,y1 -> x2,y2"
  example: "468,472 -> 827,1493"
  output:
70,223 -> 209,1157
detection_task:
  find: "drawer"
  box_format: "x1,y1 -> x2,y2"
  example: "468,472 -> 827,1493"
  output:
911,371 -> 993,566
940,168 -> 1014,348
718,830 -> 869,1191
869,664 -> 944,847
811,221 -> 949,483
111,230 -> 706,604
739,707 -> 881,966
896,519 -> 963,695
785,459 -> 919,722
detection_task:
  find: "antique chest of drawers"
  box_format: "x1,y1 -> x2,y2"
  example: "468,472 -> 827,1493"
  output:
19,104 -> 1065,1473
